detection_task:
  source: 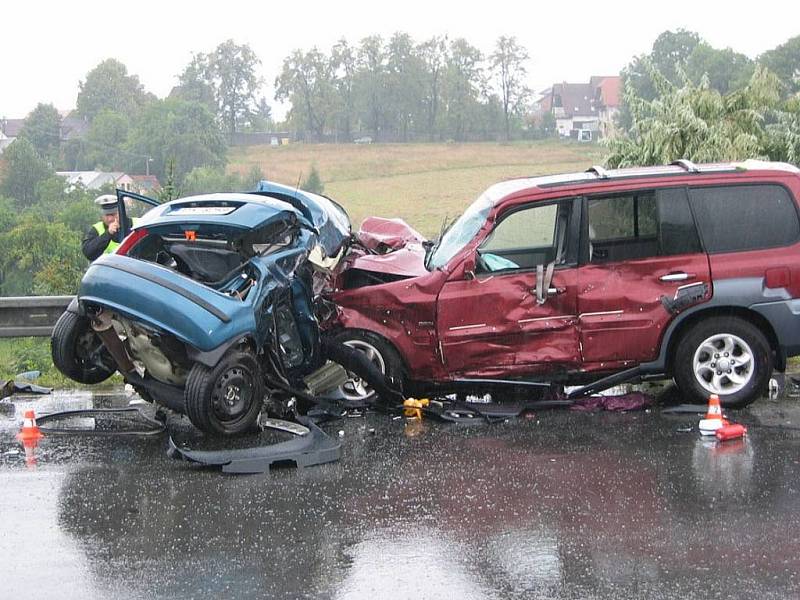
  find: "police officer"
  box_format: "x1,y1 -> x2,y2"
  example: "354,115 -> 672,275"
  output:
81,194 -> 135,261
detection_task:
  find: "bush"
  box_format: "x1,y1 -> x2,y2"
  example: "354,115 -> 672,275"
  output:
301,165 -> 324,194
7,338 -> 52,375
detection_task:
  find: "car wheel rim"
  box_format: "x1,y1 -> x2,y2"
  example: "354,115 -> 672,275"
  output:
692,333 -> 754,396
340,340 -> 386,401
211,367 -> 253,422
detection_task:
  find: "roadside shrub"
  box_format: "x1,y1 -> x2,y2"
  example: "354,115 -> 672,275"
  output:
8,338 -> 52,375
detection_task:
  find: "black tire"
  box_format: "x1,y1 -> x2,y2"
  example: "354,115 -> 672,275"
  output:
184,350 -> 264,435
51,311 -> 115,384
672,316 -> 772,408
327,330 -> 405,403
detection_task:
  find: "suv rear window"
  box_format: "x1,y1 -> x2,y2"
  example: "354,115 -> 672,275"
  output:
690,184 -> 800,253
587,188 -> 701,263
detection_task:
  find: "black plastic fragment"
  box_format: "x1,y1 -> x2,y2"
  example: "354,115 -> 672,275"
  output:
167,415 -> 341,474
37,407 -> 166,436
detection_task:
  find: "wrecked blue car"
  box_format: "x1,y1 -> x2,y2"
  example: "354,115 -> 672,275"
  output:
51,182 -> 368,435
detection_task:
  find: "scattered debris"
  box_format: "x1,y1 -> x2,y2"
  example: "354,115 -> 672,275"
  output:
716,423 -> 747,441
569,392 -> 652,412
36,408 -> 165,436
167,416 -> 342,474
1,373 -> 52,400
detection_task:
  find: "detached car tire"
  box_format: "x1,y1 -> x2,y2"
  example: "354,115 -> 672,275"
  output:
327,330 -> 405,402
184,350 -> 265,435
673,316 -> 772,408
51,311 -> 115,384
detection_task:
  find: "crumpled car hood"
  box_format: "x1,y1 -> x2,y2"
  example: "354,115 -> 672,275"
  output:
355,217 -> 425,252
350,217 -> 428,278
254,181 -> 351,260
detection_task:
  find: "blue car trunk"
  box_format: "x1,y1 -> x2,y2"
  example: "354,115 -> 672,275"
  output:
80,254 -> 257,352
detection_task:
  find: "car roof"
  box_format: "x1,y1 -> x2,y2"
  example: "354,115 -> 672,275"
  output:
487,160 -> 800,204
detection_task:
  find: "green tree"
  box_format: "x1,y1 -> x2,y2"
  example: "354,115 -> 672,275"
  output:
0,197 -> 18,234
247,97 -> 273,132
182,166 -> 242,195
606,62 -> 784,167
331,39 -> 358,141
0,138 -> 51,207
301,165 -> 324,194
84,109 -> 130,170
275,48 -> 336,141
624,30 -> 702,99
158,158 -> 180,202
385,32 -> 423,141
179,41 -> 262,137
126,98 -> 226,182
490,36 -> 531,140
172,55 -> 217,113
619,30 -> 703,130
355,36 -> 388,140
0,216 -> 85,295
443,38 -> 484,141
418,36 -> 448,140
76,58 -> 154,121
19,103 -> 61,162
211,41 -> 262,137
759,35 -> 800,94
686,44 -> 755,95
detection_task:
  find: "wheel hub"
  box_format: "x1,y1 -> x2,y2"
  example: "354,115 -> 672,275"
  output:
339,339 -> 387,401
212,368 -> 252,419
692,333 -> 754,395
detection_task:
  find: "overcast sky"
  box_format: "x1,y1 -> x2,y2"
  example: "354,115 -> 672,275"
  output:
2,0 -> 798,119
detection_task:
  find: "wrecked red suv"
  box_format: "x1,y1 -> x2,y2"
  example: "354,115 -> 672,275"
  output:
328,160 -> 800,407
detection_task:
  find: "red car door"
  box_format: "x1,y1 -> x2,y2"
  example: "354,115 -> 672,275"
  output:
577,187 -> 711,364
437,198 -> 581,377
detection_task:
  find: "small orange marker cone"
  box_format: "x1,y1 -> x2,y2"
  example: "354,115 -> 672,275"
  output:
699,394 -> 727,436
20,437 -> 40,469
16,409 -> 44,442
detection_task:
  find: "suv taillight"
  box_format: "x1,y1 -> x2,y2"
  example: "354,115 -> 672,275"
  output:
116,228 -> 148,256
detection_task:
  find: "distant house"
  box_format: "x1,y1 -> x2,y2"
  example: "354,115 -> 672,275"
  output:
55,171 -> 135,191
131,174 -> 161,196
0,118 -> 26,139
0,110 -> 89,149
59,111 -> 90,141
535,76 -> 621,141
0,131 -> 12,155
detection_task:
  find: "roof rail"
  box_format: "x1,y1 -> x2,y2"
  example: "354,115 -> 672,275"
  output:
671,159 -> 700,173
586,165 -> 609,179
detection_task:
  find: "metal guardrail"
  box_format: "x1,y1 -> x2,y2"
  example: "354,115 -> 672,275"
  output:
0,295 -> 74,338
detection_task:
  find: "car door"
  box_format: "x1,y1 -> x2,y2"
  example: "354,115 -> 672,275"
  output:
116,189 -> 160,237
436,197 -> 581,376
577,187 -> 711,364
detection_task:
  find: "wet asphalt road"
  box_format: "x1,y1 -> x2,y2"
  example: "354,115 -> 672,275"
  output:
1,384 -> 800,600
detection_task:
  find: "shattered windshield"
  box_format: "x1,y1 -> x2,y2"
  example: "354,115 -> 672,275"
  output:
427,191 -> 494,269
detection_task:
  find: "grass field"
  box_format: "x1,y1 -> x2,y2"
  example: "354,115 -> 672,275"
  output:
229,140 -> 605,236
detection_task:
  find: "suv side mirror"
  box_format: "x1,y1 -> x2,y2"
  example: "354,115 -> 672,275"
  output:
463,256 -> 476,280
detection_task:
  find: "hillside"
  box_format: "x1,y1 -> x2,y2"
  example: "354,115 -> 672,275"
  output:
228,140 -> 605,236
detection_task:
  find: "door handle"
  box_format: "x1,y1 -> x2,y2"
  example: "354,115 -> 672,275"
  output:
659,272 -> 693,282
529,287 -> 565,297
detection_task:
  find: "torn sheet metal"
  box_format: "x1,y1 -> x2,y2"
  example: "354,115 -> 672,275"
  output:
355,216 -> 426,253
167,416 -> 341,474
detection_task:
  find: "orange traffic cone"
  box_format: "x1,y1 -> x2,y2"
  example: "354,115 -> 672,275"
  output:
20,437 -> 40,469
16,409 -> 44,442
699,394 -> 727,436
